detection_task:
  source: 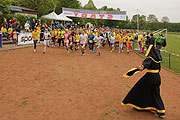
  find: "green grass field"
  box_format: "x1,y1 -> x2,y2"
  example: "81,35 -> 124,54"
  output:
135,32 -> 180,74
161,32 -> 180,74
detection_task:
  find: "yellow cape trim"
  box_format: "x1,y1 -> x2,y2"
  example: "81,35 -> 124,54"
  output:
123,68 -> 140,77
147,69 -> 159,73
121,103 -> 165,113
147,56 -> 161,63
145,44 -> 153,57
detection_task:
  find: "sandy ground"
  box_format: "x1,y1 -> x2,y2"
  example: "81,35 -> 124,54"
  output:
0,45 -> 180,120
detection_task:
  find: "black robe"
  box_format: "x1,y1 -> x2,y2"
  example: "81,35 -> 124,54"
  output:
122,45 -> 165,114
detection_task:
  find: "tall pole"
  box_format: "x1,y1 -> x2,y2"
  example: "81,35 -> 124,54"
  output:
165,28 -> 167,51
137,9 -> 139,31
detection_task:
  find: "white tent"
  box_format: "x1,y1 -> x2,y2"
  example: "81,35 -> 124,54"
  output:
41,11 -> 60,20
57,13 -> 73,22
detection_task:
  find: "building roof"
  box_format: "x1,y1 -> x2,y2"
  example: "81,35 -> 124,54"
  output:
8,6 -> 37,12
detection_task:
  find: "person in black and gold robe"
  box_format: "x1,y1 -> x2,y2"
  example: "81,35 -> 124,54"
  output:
122,44 -> 165,118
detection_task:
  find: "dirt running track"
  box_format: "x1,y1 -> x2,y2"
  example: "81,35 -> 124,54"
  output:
0,46 -> 180,120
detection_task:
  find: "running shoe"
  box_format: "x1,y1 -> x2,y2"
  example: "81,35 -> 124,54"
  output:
89,50 -> 91,53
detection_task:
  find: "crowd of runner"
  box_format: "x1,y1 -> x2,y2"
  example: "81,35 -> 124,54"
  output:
32,25 -> 151,56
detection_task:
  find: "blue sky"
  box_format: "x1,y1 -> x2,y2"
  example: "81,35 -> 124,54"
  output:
79,0 -> 180,23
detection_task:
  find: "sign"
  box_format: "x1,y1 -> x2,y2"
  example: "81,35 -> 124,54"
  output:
18,33 -> 33,45
62,8 -> 127,21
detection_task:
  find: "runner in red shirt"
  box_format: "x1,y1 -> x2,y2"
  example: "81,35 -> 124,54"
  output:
62,29 -> 71,54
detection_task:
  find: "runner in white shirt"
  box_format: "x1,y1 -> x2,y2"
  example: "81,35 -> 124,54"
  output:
79,31 -> 88,56
43,29 -> 51,54
110,32 -> 116,52
95,33 -> 103,56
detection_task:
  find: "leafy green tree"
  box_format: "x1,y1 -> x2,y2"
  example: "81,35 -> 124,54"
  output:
84,0 -> 96,10
55,0 -> 81,14
11,0 -> 55,17
0,0 -> 11,13
147,14 -> 159,30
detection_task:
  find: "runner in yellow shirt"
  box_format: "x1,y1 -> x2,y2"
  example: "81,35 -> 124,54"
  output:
118,34 -> 124,53
32,28 -> 39,52
126,33 -> 134,53
50,28 -> 55,47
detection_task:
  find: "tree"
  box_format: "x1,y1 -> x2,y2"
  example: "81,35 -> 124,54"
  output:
11,0 -> 55,17
147,14 -> 158,23
117,8 -> 120,11
147,14 -> 159,30
55,0 -> 81,14
84,0 -> 96,10
161,16 -> 170,23
101,6 -> 107,10
0,0 -> 11,13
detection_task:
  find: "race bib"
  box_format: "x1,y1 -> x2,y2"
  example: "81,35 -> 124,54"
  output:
89,40 -> 93,43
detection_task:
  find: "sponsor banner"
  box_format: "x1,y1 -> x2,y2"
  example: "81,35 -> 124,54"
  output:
18,33 -> 33,45
62,8 -> 127,21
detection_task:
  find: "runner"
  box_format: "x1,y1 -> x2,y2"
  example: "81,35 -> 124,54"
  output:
126,33 -> 134,53
102,31 -> 107,48
94,33 -> 103,56
43,29 -> 51,54
50,28 -> 55,48
62,29 -> 71,54
79,31 -> 88,56
118,34 -> 124,53
74,30 -> 80,51
88,31 -> 95,53
57,28 -> 62,48
109,32 -> 116,52
32,28 -> 39,53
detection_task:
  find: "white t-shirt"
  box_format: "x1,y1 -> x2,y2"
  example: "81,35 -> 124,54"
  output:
110,36 -> 116,43
44,32 -> 51,40
95,36 -> 103,45
80,34 -> 88,44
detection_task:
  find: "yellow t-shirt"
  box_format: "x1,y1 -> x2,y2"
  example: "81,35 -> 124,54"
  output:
54,30 -> 58,39
75,34 -> 80,42
32,31 -> 39,40
127,36 -> 134,43
138,34 -> 143,42
57,31 -> 61,39
115,34 -> 120,42
50,30 -> 55,37
119,36 -> 123,44
1,27 -> 7,33
8,28 -> 13,34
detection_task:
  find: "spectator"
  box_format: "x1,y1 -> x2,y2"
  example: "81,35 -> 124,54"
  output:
24,21 -> 30,32
27,16 -> 31,24
31,19 -> 36,30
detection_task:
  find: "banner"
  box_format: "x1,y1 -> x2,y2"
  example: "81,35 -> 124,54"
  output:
18,33 -> 33,45
62,8 -> 127,21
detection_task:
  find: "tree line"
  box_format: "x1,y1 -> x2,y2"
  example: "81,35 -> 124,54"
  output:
0,0 -> 180,32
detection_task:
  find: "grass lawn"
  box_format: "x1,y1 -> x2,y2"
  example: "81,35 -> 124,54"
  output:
135,32 -> 180,74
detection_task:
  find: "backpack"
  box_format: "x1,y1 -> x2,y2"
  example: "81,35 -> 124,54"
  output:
162,38 -> 167,47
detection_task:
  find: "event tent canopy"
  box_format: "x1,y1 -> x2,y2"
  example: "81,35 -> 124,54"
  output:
41,11 -> 60,20
58,13 -> 73,22
41,11 -> 73,21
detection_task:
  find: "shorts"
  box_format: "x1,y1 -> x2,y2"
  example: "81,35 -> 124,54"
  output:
51,37 -> 55,42
97,44 -> 101,47
110,43 -> 114,46
127,43 -> 132,48
123,42 -> 127,46
115,42 -> 119,44
44,40 -> 49,46
119,44 -> 123,49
